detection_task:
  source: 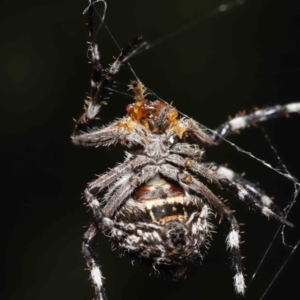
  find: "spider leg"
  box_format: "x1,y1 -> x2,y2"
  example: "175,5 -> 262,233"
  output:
82,163 -> 158,299
169,142 -> 204,158
83,189 -> 114,300
102,165 -> 158,217
211,102 -> 300,144
218,176 -> 294,227
87,154 -> 153,194
72,121 -> 123,146
182,119 -> 217,147
181,103 -> 300,147
159,163 -> 246,295
202,162 -> 282,214
82,223 -> 107,300
73,2 -> 142,136
165,154 -> 292,227
72,117 -> 146,147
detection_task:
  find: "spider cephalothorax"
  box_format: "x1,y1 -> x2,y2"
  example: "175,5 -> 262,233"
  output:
72,2 -> 299,300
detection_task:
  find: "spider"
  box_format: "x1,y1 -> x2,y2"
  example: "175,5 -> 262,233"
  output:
72,2 -> 299,300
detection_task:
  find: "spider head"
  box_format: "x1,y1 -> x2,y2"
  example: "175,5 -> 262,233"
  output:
126,81 -> 178,132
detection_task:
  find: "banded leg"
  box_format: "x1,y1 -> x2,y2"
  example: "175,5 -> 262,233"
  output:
211,103 -> 300,144
159,163 -> 246,295
165,155 -> 292,227
225,216 -> 245,296
218,177 -> 293,227
202,162 -> 282,215
73,1 -> 142,136
83,223 -> 107,300
83,189 -> 114,300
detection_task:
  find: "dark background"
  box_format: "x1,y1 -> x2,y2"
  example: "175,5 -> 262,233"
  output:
1,0 -> 300,299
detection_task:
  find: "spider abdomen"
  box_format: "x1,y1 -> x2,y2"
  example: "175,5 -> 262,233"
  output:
110,185 -> 213,274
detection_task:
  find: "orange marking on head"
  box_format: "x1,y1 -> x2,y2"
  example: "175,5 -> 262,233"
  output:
126,80 -> 179,132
